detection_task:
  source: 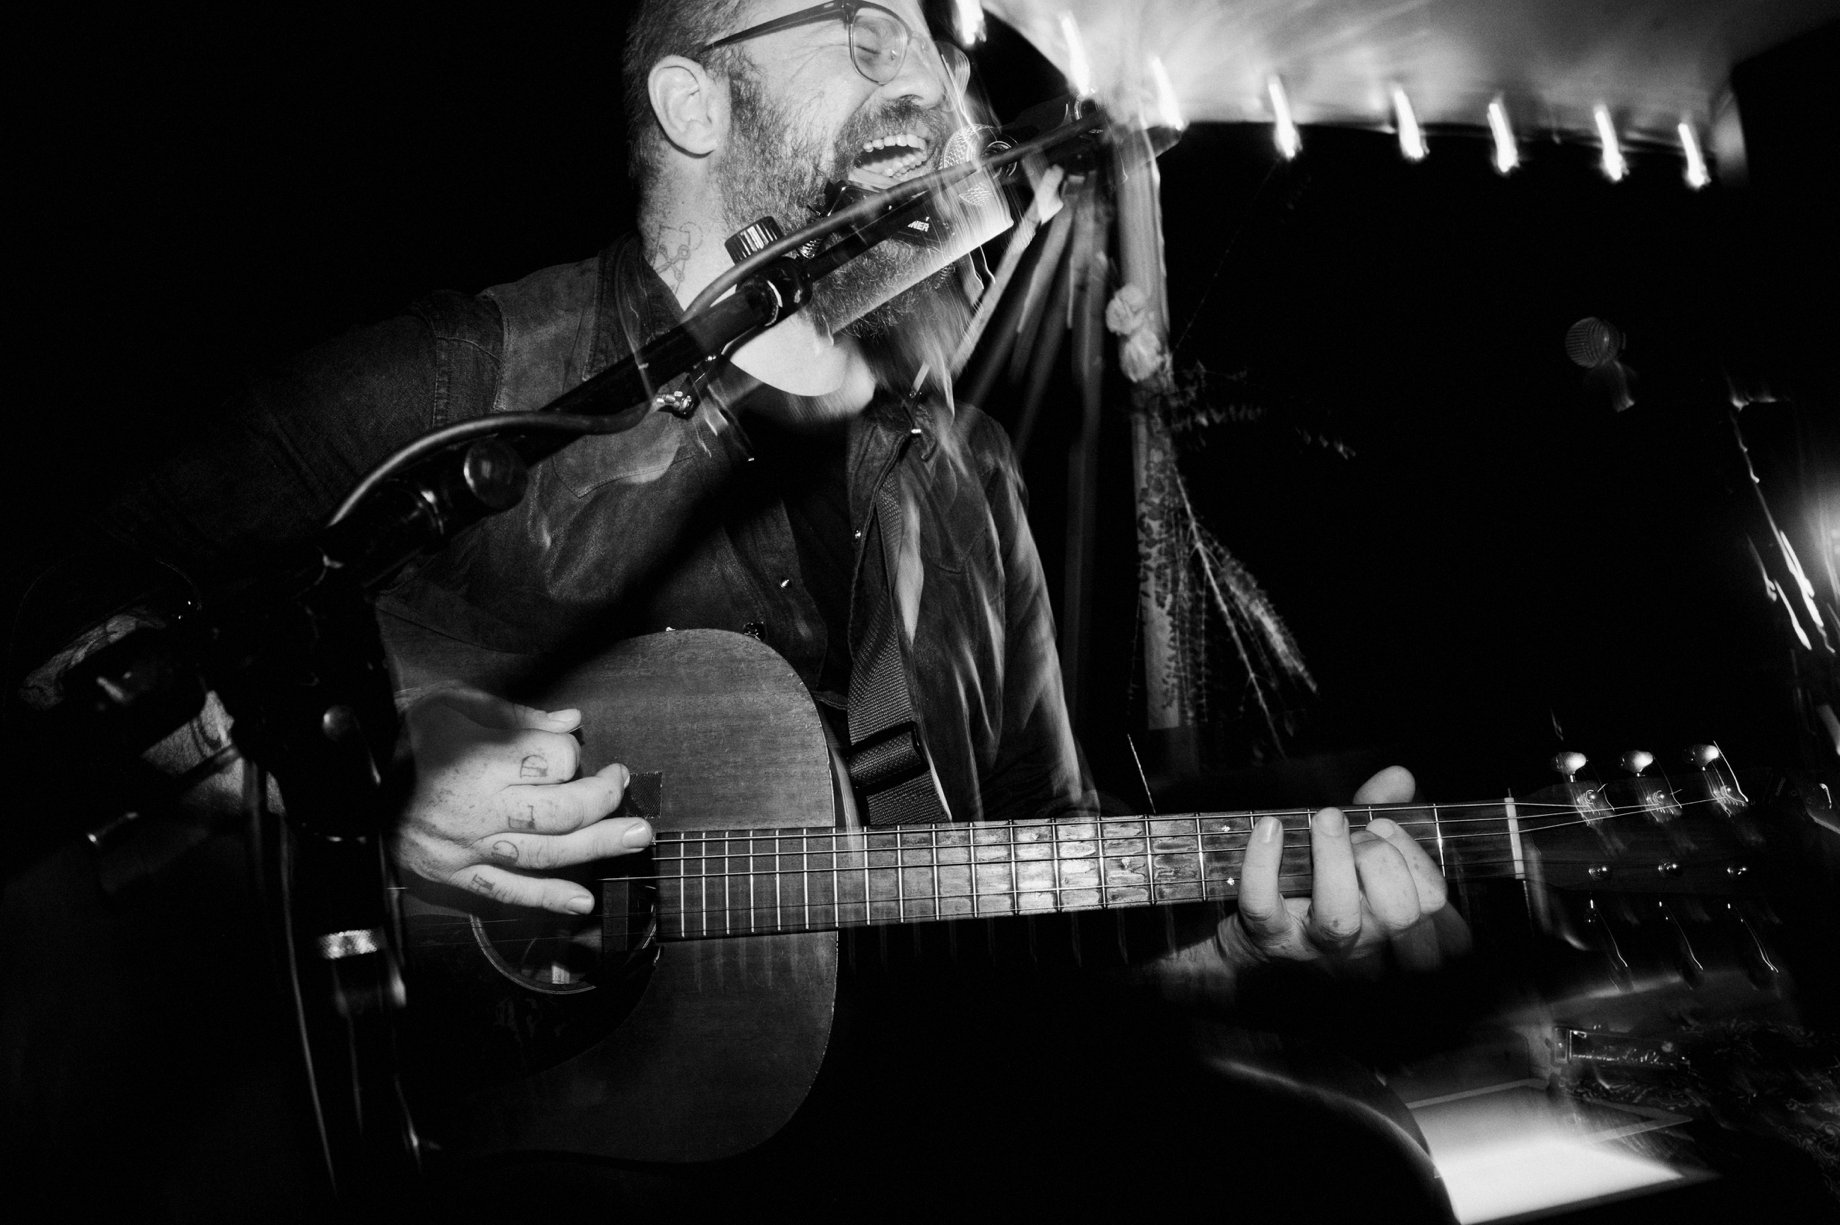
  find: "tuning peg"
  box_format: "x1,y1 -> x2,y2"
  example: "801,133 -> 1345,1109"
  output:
1684,744 -> 1721,767
1655,901 -> 1705,988
1619,750 -> 1654,775
1727,903 -> 1785,991
1552,751 -> 1588,782
1583,898 -> 1634,992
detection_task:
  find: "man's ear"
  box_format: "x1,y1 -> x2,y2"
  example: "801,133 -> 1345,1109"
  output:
649,55 -> 726,157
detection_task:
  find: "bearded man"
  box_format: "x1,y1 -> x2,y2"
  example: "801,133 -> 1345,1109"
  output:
18,1 -> 1465,1217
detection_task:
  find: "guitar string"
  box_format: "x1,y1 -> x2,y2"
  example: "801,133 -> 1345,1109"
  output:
417,796 -> 1750,946
426,848 -> 1756,947
635,796 -> 1746,926
639,792 -> 1732,847
431,854 -> 1751,944
437,851 -> 1749,944
640,795 -> 1737,864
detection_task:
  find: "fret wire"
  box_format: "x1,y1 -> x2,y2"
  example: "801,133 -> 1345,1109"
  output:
1008,822 -> 1018,919
1088,820 -> 1105,906
698,829 -> 710,938
802,822 -> 812,935
1051,817 -> 1064,915
1191,813 -> 1206,902
895,827 -> 906,924
1131,816 -> 1148,908
931,824 -> 941,924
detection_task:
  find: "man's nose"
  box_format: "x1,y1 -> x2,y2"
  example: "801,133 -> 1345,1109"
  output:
882,37 -> 956,109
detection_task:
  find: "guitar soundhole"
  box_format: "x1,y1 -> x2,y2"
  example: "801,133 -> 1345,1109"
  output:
468,866 -> 660,996
469,913 -> 603,995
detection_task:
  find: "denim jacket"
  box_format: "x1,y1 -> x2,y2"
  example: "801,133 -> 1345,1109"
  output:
92,238 -> 1088,826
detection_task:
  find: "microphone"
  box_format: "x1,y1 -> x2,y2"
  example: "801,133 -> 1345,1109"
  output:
936,94 -> 1182,197
937,95 -> 1101,188
1566,317 -> 1637,411
1565,317 -> 1624,368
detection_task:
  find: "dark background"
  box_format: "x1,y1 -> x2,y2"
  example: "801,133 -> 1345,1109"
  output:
11,12 -> 1835,802
6,9 -> 1836,1220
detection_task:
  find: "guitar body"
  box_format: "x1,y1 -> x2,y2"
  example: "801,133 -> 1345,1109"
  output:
379,617 -> 1840,1189
387,626 -> 839,1163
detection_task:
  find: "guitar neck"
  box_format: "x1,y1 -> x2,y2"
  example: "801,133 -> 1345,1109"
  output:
651,803 -> 1525,940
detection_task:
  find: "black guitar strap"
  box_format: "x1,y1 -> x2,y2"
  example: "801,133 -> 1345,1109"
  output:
844,481 -> 951,826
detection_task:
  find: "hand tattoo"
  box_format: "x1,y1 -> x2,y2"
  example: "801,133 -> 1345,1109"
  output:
490,839 -> 519,863
519,754 -> 548,779
509,805 -> 537,831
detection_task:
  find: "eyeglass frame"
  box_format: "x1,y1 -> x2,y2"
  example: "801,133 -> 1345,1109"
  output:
696,1 -> 968,88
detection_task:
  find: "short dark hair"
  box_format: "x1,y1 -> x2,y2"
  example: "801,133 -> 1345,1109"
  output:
621,0 -> 752,185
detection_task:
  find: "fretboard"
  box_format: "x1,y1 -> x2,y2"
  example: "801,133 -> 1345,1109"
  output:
651,804 -> 1521,940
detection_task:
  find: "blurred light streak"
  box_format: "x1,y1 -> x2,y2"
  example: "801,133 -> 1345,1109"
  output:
1268,76 -> 1301,159
1391,85 -> 1426,161
1058,12 -> 1093,98
952,0 -> 985,46
1487,98 -> 1519,173
1149,56 -> 1185,131
1594,103 -> 1627,180
946,166 -> 1066,378
1679,121 -> 1710,188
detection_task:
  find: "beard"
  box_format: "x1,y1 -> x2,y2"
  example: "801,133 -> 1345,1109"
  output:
716,66 -> 954,338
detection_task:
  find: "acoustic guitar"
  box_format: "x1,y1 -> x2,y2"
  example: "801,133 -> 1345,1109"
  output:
385,627 -> 1810,1168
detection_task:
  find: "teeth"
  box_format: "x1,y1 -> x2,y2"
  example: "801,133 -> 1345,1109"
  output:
860,133 -> 926,154
850,131 -> 933,184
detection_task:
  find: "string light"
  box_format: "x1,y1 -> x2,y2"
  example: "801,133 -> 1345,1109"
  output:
951,0 -> 984,47
1149,56 -> 1185,132
1058,13 -> 1093,99
1391,85 -> 1426,161
1268,76 -> 1301,159
1594,103 -> 1626,181
1487,97 -> 1519,174
1679,121 -> 1709,189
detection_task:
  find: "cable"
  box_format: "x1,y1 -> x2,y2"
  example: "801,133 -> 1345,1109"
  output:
324,411 -> 633,528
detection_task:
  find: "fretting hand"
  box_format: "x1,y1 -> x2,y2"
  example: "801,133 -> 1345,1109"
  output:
391,687 -> 650,915
1217,765 -> 1470,977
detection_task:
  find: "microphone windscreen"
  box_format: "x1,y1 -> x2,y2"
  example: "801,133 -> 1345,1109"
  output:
940,125 -> 999,204
1564,317 -> 1624,368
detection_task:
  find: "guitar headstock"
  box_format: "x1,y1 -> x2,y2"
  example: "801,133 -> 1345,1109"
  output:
1517,744 -> 1765,896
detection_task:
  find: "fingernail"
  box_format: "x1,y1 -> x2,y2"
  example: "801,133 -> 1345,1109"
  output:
566,895 -> 593,915
1316,808 -> 1346,836
615,763 -> 631,788
548,708 -> 580,723
1258,816 -> 1281,843
1368,817 -> 1398,837
622,820 -> 653,849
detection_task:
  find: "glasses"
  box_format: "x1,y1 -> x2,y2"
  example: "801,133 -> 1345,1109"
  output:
699,1 -> 969,87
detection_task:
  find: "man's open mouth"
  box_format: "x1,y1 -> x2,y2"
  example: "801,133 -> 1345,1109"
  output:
848,133 -> 933,189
